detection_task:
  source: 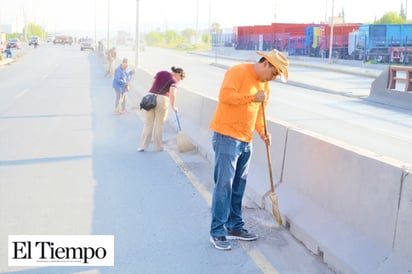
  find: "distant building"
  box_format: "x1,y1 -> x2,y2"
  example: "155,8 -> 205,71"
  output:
328,16 -> 345,25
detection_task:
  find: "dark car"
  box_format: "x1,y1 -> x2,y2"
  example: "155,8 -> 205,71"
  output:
79,38 -> 95,51
28,36 -> 40,46
7,38 -> 21,49
53,36 -> 64,44
54,35 -> 73,45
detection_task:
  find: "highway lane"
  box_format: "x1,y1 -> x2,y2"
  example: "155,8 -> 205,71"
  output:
117,46 -> 412,166
0,44 -> 97,272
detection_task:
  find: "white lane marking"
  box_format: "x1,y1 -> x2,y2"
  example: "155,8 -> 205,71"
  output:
240,242 -> 280,274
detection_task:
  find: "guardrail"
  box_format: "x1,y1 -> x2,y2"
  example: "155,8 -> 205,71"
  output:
388,65 -> 412,92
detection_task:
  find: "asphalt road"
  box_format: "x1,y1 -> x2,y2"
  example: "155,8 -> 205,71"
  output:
0,44 -> 334,273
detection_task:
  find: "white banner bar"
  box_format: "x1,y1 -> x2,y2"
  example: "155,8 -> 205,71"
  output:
8,235 -> 114,266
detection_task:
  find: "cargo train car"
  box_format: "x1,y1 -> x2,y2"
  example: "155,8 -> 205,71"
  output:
235,23 -> 312,51
354,24 -> 412,64
223,22 -> 412,63
305,24 -> 359,58
234,23 -> 359,58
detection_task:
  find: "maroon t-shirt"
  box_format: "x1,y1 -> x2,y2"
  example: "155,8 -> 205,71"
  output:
149,71 -> 178,96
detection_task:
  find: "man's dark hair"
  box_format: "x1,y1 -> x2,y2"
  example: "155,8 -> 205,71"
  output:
258,57 -> 274,67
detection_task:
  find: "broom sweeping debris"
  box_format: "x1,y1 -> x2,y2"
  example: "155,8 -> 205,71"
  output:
262,102 -> 283,225
175,111 -> 196,153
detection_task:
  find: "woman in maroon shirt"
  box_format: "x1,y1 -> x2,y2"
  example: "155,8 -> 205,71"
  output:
138,66 -> 185,152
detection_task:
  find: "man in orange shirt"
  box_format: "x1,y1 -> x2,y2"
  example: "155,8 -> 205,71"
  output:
209,49 -> 289,250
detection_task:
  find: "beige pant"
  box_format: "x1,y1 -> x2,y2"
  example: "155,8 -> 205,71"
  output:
105,59 -> 115,77
139,95 -> 169,151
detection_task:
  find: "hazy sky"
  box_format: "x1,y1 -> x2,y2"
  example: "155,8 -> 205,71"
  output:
0,0 -> 408,37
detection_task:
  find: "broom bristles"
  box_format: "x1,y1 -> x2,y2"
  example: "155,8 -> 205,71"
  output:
269,192 -> 282,225
177,132 -> 196,152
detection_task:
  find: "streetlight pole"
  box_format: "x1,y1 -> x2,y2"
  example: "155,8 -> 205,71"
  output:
328,0 -> 334,63
208,1 -> 212,48
196,0 -> 199,44
107,0 -> 110,49
94,0 -> 97,43
135,0 -> 140,68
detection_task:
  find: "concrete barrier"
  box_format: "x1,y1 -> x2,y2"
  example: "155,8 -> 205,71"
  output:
369,66 -> 412,111
282,128 -> 402,248
275,127 -> 411,273
131,67 -> 412,273
393,168 -> 412,261
374,167 -> 412,274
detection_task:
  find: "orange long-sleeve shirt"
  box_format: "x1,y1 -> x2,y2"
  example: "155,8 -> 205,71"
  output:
210,63 -> 270,142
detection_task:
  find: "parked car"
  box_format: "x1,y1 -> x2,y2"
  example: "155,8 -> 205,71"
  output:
28,36 -> 40,46
79,37 -> 95,51
7,38 -> 21,49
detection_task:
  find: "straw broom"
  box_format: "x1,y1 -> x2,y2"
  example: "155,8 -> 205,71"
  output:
261,102 -> 283,225
175,111 -> 196,153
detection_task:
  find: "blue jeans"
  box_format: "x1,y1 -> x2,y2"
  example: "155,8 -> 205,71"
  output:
210,132 -> 252,237
114,88 -> 126,111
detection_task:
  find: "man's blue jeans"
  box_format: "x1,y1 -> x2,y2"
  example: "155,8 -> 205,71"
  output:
210,132 -> 252,237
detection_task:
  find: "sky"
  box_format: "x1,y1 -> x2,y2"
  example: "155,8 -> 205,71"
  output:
0,0 -> 409,37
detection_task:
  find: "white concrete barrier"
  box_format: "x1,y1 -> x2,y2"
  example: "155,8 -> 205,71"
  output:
276,127 -> 411,273
365,167 -> 412,274
393,168 -> 412,261
282,128 -> 401,249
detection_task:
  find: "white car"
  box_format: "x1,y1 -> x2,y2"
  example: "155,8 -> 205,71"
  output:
79,38 -> 95,51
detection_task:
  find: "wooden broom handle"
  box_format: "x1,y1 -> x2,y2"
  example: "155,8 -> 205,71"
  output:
262,102 -> 275,193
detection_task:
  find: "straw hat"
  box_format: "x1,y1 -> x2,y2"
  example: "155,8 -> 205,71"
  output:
257,49 -> 289,82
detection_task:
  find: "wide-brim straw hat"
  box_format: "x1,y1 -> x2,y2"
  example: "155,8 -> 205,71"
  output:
257,49 -> 289,82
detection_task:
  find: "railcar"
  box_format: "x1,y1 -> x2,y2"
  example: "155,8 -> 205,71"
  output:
227,22 -> 412,63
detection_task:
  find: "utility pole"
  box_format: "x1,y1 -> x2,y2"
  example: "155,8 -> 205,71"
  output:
208,1 -> 212,48
196,0 -> 199,44
328,0 -> 335,64
94,0 -> 97,43
135,0 -> 140,68
107,0 -> 110,49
